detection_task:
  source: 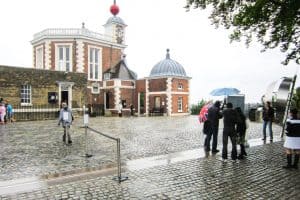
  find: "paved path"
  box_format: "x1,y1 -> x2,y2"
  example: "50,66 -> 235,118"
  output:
1,116 -> 299,199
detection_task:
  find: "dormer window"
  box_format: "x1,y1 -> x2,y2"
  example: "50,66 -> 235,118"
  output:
104,72 -> 111,80
178,83 -> 183,90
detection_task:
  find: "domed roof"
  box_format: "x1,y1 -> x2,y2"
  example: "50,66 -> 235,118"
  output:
150,49 -> 187,77
105,16 -> 126,26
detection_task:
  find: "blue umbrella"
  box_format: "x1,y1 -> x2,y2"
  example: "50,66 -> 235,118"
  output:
210,87 -> 240,96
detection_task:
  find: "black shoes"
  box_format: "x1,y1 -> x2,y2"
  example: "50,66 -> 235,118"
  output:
212,149 -> 220,153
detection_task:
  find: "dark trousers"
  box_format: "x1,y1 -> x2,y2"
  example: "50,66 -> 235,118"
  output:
222,129 -> 237,159
204,126 -> 219,151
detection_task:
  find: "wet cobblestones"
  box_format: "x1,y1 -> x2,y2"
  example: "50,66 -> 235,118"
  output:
0,116 -> 281,181
0,116 -> 295,199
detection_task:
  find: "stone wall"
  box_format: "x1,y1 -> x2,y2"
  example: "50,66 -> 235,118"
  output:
0,65 -> 87,120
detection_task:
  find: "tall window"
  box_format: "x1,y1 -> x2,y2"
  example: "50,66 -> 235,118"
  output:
35,46 -> 43,69
89,47 -> 100,80
21,85 -> 31,105
56,44 -> 72,72
178,97 -> 183,112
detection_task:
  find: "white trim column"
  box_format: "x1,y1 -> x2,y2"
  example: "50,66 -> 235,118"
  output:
166,78 -> 172,116
114,80 -> 121,109
45,40 -> 51,70
76,40 -> 84,72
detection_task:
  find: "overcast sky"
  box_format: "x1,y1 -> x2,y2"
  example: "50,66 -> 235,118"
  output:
0,0 -> 299,104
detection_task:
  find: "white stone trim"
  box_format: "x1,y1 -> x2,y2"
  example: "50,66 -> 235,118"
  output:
114,87 -> 121,109
76,40 -> 84,72
44,40 -> 51,70
31,28 -> 127,49
166,78 -> 172,116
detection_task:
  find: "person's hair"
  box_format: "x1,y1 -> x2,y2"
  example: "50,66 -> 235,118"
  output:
214,101 -> 221,108
226,102 -> 233,108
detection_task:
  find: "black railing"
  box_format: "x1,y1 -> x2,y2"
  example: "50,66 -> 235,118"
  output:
84,125 -> 128,183
12,104 -> 60,121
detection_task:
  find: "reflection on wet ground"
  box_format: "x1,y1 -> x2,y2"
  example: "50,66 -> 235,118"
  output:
0,116 -> 288,198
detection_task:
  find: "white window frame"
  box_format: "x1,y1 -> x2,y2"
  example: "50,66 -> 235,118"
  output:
55,43 -> 73,72
178,97 -> 183,112
91,83 -> 100,94
88,46 -> 102,81
20,85 -> 32,106
35,45 -> 44,69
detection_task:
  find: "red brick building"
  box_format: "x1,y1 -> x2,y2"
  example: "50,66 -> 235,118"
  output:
23,2 -> 191,116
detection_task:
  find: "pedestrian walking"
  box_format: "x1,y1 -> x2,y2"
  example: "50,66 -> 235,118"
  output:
0,103 -> 6,125
222,103 -> 239,160
262,101 -> 274,142
235,107 -> 247,159
58,102 -> 73,144
204,101 -> 222,153
283,108 -> 300,169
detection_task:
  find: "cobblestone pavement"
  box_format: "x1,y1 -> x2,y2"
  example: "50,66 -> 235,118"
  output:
1,116 -> 298,199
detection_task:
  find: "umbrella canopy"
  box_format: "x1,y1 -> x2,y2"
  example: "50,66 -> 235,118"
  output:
198,103 -> 212,123
210,87 -> 240,96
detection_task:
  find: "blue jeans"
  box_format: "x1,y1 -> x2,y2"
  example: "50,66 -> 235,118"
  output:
263,120 -> 273,139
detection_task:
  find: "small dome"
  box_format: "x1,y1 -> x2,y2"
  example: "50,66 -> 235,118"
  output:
150,49 -> 187,77
105,16 -> 126,26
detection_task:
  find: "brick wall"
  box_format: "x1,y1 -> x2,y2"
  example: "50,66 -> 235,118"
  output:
148,78 -> 167,92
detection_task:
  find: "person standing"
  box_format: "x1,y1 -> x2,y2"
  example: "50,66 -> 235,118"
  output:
222,103 -> 239,160
58,102 -> 73,144
283,108 -> 300,169
262,101 -> 275,142
6,102 -> 13,123
0,103 -> 6,125
118,102 -> 123,117
235,107 -> 247,159
204,101 -> 222,153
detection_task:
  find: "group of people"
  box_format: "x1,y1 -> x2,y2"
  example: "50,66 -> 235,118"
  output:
203,100 -> 247,160
203,99 -> 300,169
0,98 -> 13,124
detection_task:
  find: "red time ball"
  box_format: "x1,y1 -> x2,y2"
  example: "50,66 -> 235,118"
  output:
110,4 -> 119,16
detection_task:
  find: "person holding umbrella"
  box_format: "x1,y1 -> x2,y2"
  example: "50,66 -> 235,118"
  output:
204,101 -> 223,153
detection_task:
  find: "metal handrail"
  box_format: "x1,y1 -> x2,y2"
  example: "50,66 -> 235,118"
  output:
84,125 -> 128,183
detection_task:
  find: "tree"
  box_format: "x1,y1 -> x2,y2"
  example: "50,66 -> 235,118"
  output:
190,99 -> 207,115
185,0 -> 300,65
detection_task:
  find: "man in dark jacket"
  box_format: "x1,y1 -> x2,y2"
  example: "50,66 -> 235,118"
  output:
222,102 -> 239,160
204,101 -> 222,153
262,101 -> 275,141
